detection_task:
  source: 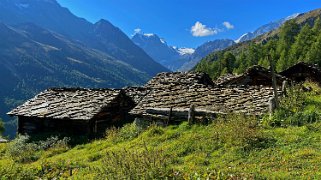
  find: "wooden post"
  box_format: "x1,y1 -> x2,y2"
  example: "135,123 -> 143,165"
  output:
282,80 -> 288,97
269,96 -> 276,117
188,104 -> 195,125
94,120 -> 98,134
268,55 -> 279,108
167,107 -> 173,126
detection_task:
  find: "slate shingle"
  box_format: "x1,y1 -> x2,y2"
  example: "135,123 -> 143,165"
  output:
7,88 -> 122,120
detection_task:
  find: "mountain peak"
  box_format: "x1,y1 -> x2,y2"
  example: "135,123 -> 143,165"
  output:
93,19 -> 119,34
133,32 -> 158,39
132,32 -> 167,45
95,19 -> 114,27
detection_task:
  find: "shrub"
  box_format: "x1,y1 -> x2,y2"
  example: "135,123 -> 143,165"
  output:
211,114 -> 258,145
37,160 -> 84,179
263,84 -> 321,127
6,135 -> 70,163
106,123 -> 143,143
6,135 -> 39,163
0,163 -> 36,179
38,136 -> 70,150
146,124 -> 164,137
210,114 -> 272,152
99,146 -> 172,179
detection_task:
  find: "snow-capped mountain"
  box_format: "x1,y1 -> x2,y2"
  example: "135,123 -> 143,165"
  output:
235,13 -> 301,43
179,39 -> 236,71
132,33 -> 235,71
132,33 -> 192,71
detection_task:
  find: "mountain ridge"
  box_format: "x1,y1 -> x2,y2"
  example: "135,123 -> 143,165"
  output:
0,0 -> 168,136
235,13 -> 301,43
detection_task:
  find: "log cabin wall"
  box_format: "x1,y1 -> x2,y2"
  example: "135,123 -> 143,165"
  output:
18,116 -> 90,135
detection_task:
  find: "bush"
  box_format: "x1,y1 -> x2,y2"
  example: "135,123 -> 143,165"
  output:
210,114 -> 272,151
211,114 -> 258,145
38,136 -> 70,150
6,135 -> 39,163
99,147 -> 172,179
36,160 -> 84,179
0,163 -> 36,179
106,123 -> 143,143
263,85 -> 321,127
6,135 -> 70,163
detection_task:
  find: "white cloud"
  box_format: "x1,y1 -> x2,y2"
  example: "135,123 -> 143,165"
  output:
223,22 -> 234,30
134,28 -> 142,34
190,21 -> 219,37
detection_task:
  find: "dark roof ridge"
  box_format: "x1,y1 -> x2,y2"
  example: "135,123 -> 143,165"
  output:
47,87 -> 122,92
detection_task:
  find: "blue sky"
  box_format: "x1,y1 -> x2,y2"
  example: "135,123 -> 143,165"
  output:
57,0 -> 321,48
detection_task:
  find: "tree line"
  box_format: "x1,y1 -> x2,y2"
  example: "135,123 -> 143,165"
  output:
195,18 -> 321,79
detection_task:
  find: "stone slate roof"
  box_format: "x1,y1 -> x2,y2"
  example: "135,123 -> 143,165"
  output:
124,87 -> 150,104
145,72 -> 215,89
7,88 -> 123,120
280,62 -> 321,85
215,73 -> 240,85
130,84 -> 280,119
217,65 -> 286,86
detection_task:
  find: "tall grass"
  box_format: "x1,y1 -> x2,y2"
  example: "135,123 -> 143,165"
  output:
264,83 -> 321,127
1,83 -> 321,178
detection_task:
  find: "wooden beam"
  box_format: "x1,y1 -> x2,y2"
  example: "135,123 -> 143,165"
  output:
188,104 -> 195,125
146,108 -> 218,116
268,55 -> 279,108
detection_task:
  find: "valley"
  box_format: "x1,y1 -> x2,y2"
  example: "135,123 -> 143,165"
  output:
1,1 -> 321,179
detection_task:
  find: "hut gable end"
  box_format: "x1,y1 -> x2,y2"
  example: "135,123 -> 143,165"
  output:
280,62 -> 321,85
217,65 -> 286,87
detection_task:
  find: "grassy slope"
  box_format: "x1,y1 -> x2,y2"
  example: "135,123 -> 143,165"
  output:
1,84 -> 321,179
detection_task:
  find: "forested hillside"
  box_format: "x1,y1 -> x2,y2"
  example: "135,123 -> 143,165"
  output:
0,0 -> 169,137
195,9 -> 321,79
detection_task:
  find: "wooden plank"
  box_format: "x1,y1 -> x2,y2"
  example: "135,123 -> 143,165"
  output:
146,107 -> 219,117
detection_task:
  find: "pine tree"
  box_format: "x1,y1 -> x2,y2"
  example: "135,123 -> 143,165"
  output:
276,20 -> 300,65
307,31 -> 321,65
312,17 -> 321,35
234,51 -> 247,74
222,52 -> 236,73
276,49 -> 288,72
289,24 -> 313,63
246,43 -> 260,67
278,19 -> 300,46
